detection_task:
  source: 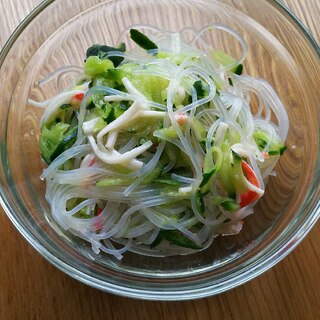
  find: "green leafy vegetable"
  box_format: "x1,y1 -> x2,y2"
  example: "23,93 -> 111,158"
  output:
130,29 -> 158,50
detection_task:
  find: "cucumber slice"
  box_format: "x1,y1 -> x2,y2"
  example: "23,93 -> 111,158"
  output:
39,122 -> 70,164
213,196 -> 239,212
117,63 -> 169,103
211,50 -> 243,74
85,56 -> 114,77
230,150 -> 248,194
86,43 -> 126,67
253,128 -> 286,155
50,126 -> 78,162
151,230 -> 201,250
217,144 -> 236,196
96,177 -> 133,187
153,177 -> 180,186
200,146 -> 223,192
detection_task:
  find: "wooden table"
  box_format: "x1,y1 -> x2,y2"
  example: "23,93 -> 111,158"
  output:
0,1 -> 319,319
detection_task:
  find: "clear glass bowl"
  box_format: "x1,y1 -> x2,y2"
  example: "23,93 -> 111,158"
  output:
0,0 -> 319,300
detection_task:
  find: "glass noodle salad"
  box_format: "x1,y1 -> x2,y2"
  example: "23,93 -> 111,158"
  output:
29,25 -> 289,259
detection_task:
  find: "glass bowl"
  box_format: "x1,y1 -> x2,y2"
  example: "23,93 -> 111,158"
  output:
0,0 -> 319,300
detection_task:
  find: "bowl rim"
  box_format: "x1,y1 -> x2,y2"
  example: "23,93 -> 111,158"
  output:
0,0 -> 319,300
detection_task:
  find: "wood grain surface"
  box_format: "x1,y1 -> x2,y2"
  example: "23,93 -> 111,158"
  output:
0,1 -> 319,319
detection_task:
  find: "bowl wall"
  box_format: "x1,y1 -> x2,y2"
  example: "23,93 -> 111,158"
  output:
0,0 -> 319,299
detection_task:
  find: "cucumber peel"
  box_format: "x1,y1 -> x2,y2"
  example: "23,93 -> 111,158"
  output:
151,230 -> 201,250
